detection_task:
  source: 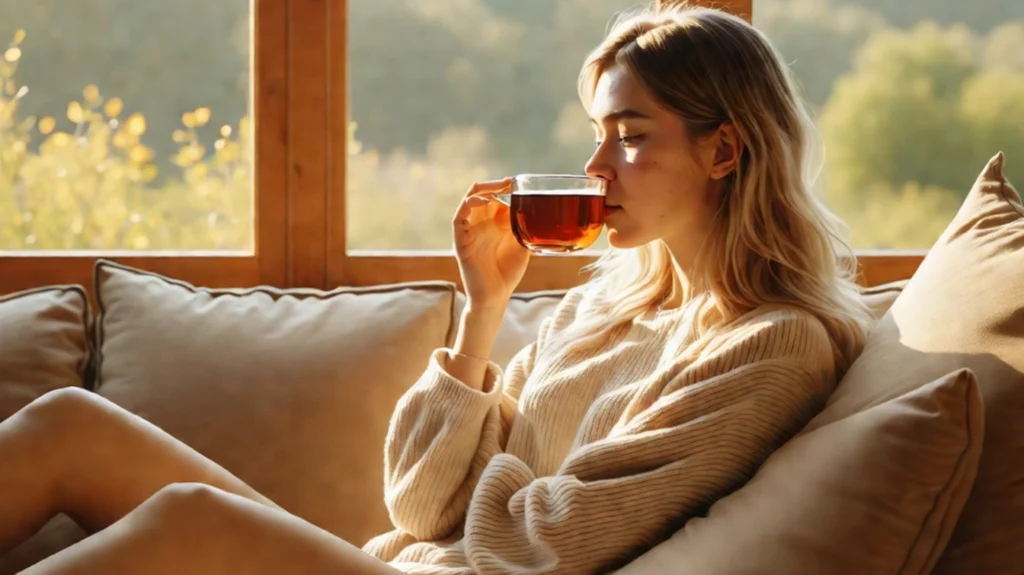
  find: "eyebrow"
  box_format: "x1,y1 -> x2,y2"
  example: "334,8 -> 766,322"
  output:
589,108 -> 653,125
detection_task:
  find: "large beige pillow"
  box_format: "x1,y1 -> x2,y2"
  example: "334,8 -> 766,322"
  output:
821,152 -> 1024,574
618,368 -> 984,575
91,260 -> 459,547
0,286 -> 92,575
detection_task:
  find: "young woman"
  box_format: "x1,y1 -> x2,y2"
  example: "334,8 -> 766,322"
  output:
0,4 -> 873,574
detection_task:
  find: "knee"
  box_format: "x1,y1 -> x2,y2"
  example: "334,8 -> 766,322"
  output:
146,482 -> 238,526
21,387 -> 103,430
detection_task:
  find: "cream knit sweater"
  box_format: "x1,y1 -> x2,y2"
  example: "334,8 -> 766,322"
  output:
363,288 -> 837,575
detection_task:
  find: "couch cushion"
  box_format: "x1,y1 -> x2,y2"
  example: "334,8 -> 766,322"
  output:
0,286 -> 92,419
476,280 -> 905,371
617,368 -> 984,575
0,286 -> 92,575
859,279 -> 908,322
823,152 -> 1024,574
91,260 -> 459,547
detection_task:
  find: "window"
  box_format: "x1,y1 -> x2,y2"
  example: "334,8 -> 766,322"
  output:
754,0 -> 1024,250
1,1 -> 254,253
0,0 -> 948,295
0,0 -> 287,294
346,0 -> 637,253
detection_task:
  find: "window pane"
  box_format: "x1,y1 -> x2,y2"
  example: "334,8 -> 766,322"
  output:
347,0 -> 639,251
0,0 -> 253,253
755,0 -> 1024,249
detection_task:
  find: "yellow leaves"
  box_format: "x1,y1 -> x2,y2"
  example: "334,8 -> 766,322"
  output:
38,116 -> 55,135
83,85 -> 101,104
0,42 -> 254,251
112,131 -> 131,148
129,145 -> 153,165
130,235 -> 150,250
181,107 -> 212,129
13,29 -> 26,45
173,143 -> 206,167
124,113 -> 146,136
67,101 -> 85,123
104,97 -> 123,118
50,132 -> 72,147
194,107 -> 211,126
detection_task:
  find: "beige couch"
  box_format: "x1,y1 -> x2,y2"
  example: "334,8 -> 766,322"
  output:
1,153 -> 1021,575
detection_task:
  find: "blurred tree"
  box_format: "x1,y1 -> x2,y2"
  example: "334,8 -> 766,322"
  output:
836,0 -> 1023,33
818,21 -> 1024,248
0,32 -> 252,251
0,0 -> 248,181
819,22 -> 978,201
756,0 -> 885,110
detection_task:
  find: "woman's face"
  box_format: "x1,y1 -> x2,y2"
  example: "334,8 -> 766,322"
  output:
585,63 -> 737,262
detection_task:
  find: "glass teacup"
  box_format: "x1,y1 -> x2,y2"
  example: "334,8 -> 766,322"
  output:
493,174 -> 607,255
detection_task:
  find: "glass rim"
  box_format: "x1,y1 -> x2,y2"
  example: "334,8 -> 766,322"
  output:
514,173 -> 604,183
512,174 -> 607,193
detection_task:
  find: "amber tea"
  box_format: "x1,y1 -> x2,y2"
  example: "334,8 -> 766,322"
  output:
490,175 -> 607,254
508,191 -> 604,254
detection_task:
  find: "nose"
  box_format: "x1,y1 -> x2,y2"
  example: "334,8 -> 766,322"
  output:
585,143 -> 615,182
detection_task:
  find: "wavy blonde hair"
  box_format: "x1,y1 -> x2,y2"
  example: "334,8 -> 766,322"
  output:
553,2 -> 873,375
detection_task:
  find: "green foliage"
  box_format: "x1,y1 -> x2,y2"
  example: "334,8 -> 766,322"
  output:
818,20 -> 1024,248
0,31 -> 252,251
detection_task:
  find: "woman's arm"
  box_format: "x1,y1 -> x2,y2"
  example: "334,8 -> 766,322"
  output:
461,311 -> 836,575
380,313 -> 553,542
446,306 -> 506,392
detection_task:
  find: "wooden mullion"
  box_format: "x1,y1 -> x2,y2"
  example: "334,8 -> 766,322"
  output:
254,0 -> 290,287
326,0 -> 348,287
286,0 -> 330,289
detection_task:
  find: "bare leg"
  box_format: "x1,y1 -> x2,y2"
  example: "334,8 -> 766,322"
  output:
0,387 -> 276,555
20,483 -> 403,575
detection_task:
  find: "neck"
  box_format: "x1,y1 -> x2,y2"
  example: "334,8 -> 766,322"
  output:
661,250 -> 692,311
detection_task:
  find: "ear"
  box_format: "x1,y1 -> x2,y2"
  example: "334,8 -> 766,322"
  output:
709,123 -> 743,181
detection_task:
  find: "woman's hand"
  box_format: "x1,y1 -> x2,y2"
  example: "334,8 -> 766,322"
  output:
452,178 -> 531,311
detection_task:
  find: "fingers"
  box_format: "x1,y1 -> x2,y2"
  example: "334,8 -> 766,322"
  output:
463,177 -> 513,202
453,177 -> 513,227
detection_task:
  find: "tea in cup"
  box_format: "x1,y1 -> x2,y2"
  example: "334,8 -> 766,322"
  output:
493,174 -> 607,254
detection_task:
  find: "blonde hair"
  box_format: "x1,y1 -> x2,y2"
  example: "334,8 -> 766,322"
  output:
554,2 -> 873,375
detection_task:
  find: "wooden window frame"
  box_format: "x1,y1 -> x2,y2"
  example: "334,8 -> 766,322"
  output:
0,0 -> 924,296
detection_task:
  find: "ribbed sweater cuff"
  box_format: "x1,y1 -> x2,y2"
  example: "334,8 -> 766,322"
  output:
416,348 -> 505,412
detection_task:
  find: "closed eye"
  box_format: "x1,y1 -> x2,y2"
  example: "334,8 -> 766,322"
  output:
594,134 -> 645,147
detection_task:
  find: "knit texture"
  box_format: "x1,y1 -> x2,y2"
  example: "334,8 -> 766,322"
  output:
363,288 -> 837,575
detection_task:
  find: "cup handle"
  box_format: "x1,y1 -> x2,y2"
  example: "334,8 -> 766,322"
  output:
489,193 -> 512,207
